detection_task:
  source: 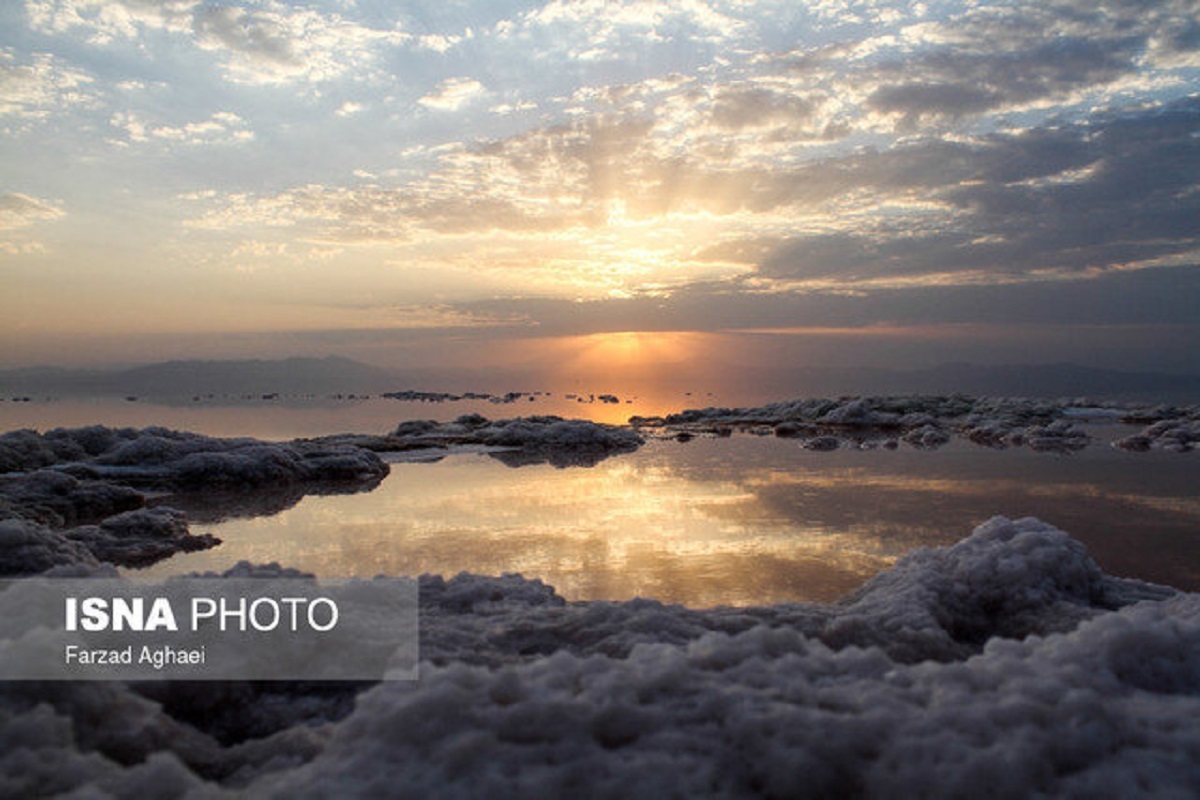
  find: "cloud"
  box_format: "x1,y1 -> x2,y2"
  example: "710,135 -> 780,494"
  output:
24,0 -> 194,43
516,0 -> 749,54
481,0 -> 754,77
451,263 -> 1200,339
0,49 -> 96,122
419,78 -> 487,111
0,193 -> 64,230
858,1 -> 1200,128
183,183 -> 423,242
490,99 -> 538,115
108,110 -> 253,146
191,2 -> 406,84
709,85 -> 817,130
26,0 -> 409,85
865,37 -> 1142,127
21,0 -> 1196,320
182,178 -> 586,244
183,112 -> 693,250
416,32 -> 472,54
0,192 -> 64,254
803,0 -> 916,27
700,96 -> 1199,286
180,88 -> 1200,301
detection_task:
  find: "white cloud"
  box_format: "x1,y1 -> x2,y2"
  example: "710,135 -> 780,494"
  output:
25,0 -> 195,44
0,193 -> 64,230
419,78 -> 487,111
490,100 -> 538,115
26,0 -> 410,85
505,0 -> 750,62
11,0 -> 1200,316
524,0 -> 746,39
182,183 -> 416,241
416,32 -> 472,53
192,2 -> 408,85
804,0 -> 919,26
109,110 -> 253,146
0,192 -> 64,254
0,49 -> 96,122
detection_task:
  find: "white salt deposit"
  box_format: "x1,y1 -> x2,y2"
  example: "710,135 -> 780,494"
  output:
0,427 -> 388,573
1114,419 -> 1200,453
0,426 -> 389,489
319,414 -> 645,467
1,518 -> 1197,798
62,507 -> 219,568
0,409 -> 1196,795
635,395 -> 1199,453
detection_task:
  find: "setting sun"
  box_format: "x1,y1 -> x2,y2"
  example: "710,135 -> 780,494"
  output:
570,330 -> 699,370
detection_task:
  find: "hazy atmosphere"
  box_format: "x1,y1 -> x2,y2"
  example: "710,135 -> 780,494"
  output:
3,0 -> 1198,377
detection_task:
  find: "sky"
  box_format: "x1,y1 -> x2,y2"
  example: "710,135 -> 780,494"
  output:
1,0 -> 1199,378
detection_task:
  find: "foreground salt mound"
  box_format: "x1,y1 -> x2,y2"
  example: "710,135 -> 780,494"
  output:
415,517 -> 1173,667
2,518 -> 1197,798
254,519 -> 1197,799
268,600 -> 1200,798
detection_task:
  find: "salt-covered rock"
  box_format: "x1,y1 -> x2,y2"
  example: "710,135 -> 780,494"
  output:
901,424 -> 951,449
0,426 -> 389,490
1114,419 -> 1200,453
62,507 -> 220,568
0,517 -> 101,576
634,395 -> 1199,454
0,469 -> 143,528
324,415 -> 645,468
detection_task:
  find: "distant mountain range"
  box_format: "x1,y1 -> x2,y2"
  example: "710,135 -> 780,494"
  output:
0,356 -> 402,399
1,357 -> 1197,404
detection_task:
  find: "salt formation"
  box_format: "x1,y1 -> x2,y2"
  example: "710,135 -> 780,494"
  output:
61,508 -> 219,568
1114,418 -> 1200,452
382,390 -> 547,404
319,414 -> 645,467
0,426 -> 389,573
0,517 -> 102,575
0,426 -> 388,489
634,395 -> 1200,453
0,469 -> 142,527
0,409 -> 1196,794
1,518 -> 1198,798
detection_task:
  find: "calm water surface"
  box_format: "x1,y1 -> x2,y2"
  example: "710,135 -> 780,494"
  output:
0,391 -> 713,438
134,434 -> 1200,607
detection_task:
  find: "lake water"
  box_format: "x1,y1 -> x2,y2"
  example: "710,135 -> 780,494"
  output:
4,398 -> 1197,607
129,432 -> 1200,607
0,389 -> 716,438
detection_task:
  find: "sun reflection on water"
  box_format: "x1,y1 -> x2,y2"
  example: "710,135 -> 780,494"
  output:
136,436 -> 1200,607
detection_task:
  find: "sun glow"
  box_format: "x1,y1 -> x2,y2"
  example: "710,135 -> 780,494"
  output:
562,330 -> 703,373
483,330 -> 722,423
